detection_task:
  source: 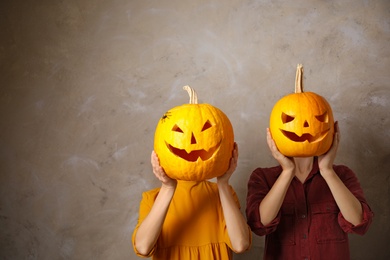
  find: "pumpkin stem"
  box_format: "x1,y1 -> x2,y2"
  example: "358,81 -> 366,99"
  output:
183,85 -> 198,104
295,64 -> 304,93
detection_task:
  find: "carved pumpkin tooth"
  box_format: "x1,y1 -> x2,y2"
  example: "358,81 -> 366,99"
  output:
166,142 -> 220,162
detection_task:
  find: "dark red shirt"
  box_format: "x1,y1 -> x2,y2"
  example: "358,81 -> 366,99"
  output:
246,158 -> 373,260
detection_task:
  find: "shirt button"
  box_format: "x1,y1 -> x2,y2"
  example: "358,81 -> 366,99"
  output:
301,214 -> 306,218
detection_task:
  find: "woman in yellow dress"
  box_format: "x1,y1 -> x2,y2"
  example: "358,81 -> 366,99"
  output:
132,143 -> 251,260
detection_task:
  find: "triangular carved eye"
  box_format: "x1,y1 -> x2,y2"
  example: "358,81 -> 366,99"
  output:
282,113 -> 295,124
172,124 -> 183,133
201,120 -> 213,131
315,112 -> 328,123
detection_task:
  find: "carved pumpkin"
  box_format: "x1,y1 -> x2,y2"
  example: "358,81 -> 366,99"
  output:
154,86 -> 234,181
269,64 -> 334,157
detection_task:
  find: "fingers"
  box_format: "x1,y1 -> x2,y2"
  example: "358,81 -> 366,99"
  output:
266,128 -> 273,148
151,151 -> 160,172
334,121 -> 340,144
218,142 -> 239,183
266,128 -> 295,171
318,121 -> 340,168
329,121 -> 340,153
151,151 -> 177,188
233,142 -> 238,160
266,128 -> 280,157
230,151 -> 238,172
151,151 -> 165,180
266,128 -> 273,152
227,143 -> 238,173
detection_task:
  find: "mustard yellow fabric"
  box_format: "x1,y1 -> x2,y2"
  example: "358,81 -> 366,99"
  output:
132,180 -> 245,260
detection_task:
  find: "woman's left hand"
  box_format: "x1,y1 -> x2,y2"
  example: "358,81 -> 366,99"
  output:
217,142 -> 238,184
318,121 -> 340,173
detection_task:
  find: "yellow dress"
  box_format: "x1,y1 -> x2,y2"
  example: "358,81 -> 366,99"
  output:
132,180 -> 244,260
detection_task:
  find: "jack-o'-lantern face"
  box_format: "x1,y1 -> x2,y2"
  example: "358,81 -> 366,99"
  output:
270,92 -> 334,157
154,86 -> 234,181
280,110 -> 329,143
269,64 -> 335,157
166,116 -> 221,162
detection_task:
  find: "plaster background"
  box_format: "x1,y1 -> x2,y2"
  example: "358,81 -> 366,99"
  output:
1,0 -> 389,259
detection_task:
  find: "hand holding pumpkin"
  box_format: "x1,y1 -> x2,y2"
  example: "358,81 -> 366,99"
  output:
151,151 -> 177,189
266,128 -> 295,173
217,142 -> 238,185
318,121 -> 340,175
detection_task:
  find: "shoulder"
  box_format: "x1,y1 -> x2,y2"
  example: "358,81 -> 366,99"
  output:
250,165 -> 282,181
203,180 -> 235,193
247,165 -> 282,191
332,164 -> 364,189
332,164 -> 357,179
202,181 -> 238,200
141,187 -> 161,202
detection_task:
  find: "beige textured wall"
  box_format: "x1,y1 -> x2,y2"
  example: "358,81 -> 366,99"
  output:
1,0 -> 389,259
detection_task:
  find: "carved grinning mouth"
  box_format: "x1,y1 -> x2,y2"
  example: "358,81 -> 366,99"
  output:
166,141 -> 221,162
280,129 -> 330,143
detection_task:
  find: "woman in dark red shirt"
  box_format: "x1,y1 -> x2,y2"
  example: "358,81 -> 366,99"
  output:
246,123 -> 373,260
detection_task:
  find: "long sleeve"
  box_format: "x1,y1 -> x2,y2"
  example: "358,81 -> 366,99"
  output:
333,165 -> 374,235
246,166 -> 283,236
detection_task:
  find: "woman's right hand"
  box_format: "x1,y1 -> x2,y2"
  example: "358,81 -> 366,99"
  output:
151,151 -> 177,189
266,128 -> 295,172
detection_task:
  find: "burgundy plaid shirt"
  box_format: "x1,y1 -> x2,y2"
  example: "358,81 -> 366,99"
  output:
246,158 -> 373,260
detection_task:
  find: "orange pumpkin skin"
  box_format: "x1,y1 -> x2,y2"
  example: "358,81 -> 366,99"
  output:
269,65 -> 334,157
154,87 -> 234,181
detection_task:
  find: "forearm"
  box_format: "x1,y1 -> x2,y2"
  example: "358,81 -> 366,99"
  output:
134,185 -> 175,255
259,170 -> 294,226
321,169 -> 363,225
218,183 -> 250,253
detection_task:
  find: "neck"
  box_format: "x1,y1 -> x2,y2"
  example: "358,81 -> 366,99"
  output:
293,157 -> 314,180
